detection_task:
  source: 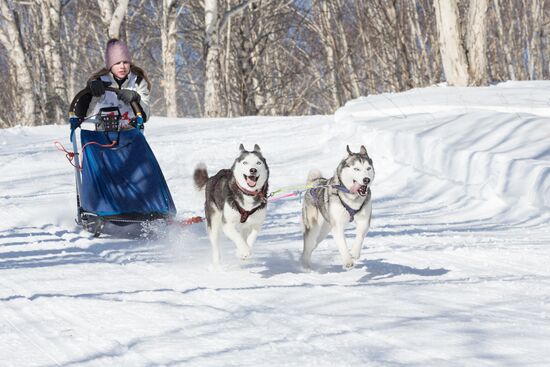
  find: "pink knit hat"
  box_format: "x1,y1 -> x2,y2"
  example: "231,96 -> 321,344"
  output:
104,39 -> 131,70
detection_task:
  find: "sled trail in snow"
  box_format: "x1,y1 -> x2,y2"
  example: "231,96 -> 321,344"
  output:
1,82 -> 550,366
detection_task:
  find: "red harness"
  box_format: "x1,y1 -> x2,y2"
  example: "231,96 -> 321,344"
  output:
233,181 -> 268,223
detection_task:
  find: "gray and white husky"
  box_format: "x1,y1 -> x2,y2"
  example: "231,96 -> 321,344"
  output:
301,145 -> 375,269
193,144 -> 269,266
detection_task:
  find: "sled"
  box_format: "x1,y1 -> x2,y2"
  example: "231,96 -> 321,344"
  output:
67,86 -> 176,237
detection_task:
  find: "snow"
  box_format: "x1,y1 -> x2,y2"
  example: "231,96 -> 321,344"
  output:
1,81 -> 549,366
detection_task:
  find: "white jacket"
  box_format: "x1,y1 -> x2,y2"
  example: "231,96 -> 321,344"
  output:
86,71 -> 150,122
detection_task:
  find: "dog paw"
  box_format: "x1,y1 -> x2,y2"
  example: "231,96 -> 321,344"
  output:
237,249 -> 251,261
300,260 -> 312,272
343,258 -> 355,270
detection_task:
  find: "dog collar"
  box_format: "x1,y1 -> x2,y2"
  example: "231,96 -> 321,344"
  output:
234,181 -> 267,200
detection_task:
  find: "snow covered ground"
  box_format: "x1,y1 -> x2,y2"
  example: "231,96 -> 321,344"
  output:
1,81 -> 549,366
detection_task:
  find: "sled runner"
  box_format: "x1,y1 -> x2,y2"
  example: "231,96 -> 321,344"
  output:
67,86 -> 176,237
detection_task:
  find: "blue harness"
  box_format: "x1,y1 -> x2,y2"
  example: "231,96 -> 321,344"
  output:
310,184 -> 367,222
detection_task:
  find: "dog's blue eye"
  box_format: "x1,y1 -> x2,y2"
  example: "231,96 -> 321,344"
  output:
354,168 -> 360,171
257,162 -> 262,165
243,162 -> 248,165
367,167 -> 372,171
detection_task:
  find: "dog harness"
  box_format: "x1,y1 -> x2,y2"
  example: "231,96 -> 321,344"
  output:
309,186 -> 330,222
309,183 -> 369,223
233,181 -> 268,223
235,204 -> 262,223
336,191 -> 370,222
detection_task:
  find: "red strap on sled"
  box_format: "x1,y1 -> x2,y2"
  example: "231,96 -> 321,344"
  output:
54,141 -> 79,168
54,140 -> 118,171
167,216 -> 204,227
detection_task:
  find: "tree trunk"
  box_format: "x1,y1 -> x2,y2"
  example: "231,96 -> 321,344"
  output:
333,0 -> 361,99
204,0 -> 263,117
223,0 -> 233,117
204,0 -> 223,117
466,0 -> 489,85
161,0 -> 179,117
492,0 -> 516,80
434,0 -> 469,86
96,0 -> 113,31
96,0 -> 129,39
385,0 -> 414,90
319,1 -> 341,110
0,0 -> 36,125
527,0 -> 544,79
408,0 -> 429,86
41,0 -> 67,123
109,0 -> 129,39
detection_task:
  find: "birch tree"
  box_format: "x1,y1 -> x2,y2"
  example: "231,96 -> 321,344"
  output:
330,0 -> 361,99
316,1 -> 341,109
161,0 -> 180,117
226,1 -> 295,115
434,0 -> 490,86
434,0 -> 470,86
3,0 -> 550,125
0,0 -> 36,125
203,0 -> 265,117
526,0 -> 545,79
204,0 -> 222,116
96,0 -> 129,39
466,0 -> 489,85
40,0 -> 68,123
491,0 -> 516,80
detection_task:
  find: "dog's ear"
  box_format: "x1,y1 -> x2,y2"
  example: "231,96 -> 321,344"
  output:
253,144 -> 261,153
239,144 -> 246,152
360,145 -> 368,156
346,145 -> 353,155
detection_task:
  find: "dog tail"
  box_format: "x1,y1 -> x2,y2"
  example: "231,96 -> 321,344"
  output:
193,163 -> 209,190
306,169 -> 322,184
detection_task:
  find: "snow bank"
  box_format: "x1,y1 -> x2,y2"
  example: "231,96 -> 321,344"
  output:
335,81 -> 550,210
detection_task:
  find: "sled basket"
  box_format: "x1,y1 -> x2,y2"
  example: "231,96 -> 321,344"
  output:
68,86 -> 176,236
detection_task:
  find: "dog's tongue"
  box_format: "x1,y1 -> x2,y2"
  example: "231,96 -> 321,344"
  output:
349,183 -> 362,194
246,176 -> 257,188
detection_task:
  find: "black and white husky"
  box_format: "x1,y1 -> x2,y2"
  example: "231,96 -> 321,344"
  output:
193,144 -> 269,266
301,145 -> 375,269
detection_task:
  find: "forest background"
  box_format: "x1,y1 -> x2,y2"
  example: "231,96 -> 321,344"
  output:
0,0 -> 548,127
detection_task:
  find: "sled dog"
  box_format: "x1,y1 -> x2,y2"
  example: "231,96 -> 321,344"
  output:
301,145 -> 375,269
194,144 -> 269,266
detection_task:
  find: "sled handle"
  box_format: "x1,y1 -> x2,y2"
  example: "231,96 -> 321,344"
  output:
104,86 -> 142,117
68,85 -> 142,118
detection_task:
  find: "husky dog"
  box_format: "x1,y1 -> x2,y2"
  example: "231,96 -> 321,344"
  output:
301,145 -> 375,269
193,144 -> 269,266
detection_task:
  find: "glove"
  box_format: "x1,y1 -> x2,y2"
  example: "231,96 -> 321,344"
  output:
118,89 -> 141,104
89,79 -> 105,97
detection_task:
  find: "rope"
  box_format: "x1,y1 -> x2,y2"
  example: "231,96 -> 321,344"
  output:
107,216 -> 202,226
178,216 -> 204,225
54,141 -> 78,168
54,140 -> 118,171
268,192 -> 299,202
266,183 -> 350,202
170,183 -> 350,227
167,216 -> 204,227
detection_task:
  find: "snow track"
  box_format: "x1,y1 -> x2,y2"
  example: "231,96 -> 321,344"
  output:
1,82 -> 549,366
